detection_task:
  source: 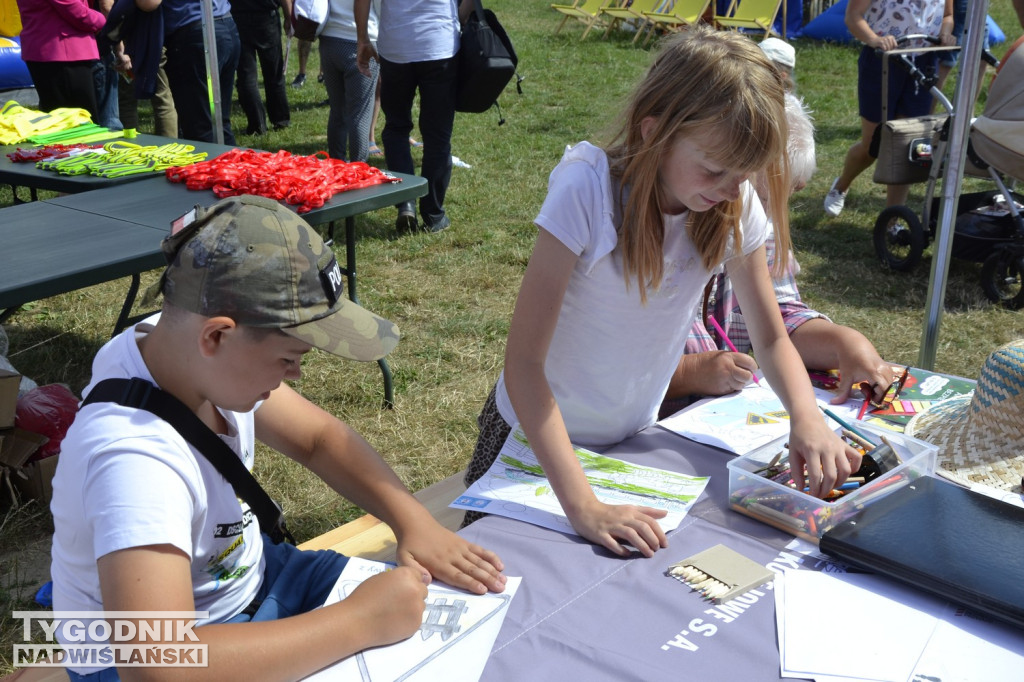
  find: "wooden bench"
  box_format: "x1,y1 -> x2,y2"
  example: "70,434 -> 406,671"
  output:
298,472 -> 467,561
0,473 -> 467,682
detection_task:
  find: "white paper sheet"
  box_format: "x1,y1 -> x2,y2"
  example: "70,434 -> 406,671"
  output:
657,382 -> 861,455
780,569 -> 942,682
910,605 -> 1024,682
305,557 -> 521,682
450,426 -> 709,536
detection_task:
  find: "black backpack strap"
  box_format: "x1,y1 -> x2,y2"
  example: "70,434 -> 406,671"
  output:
82,377 -> 295,544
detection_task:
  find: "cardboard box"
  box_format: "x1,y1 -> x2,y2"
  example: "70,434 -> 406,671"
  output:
0,427 -> 48,469
0,368 -> 19,429
0,427 -> 52,505
14,452 -> 59,504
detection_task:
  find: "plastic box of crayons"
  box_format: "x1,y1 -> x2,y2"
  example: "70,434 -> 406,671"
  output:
727,421 -> 937,544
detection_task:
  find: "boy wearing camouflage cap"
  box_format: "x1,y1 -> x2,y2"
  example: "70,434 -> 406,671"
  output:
50,195 -> 506,680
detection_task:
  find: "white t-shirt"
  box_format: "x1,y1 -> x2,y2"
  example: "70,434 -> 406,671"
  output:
50,316 -> 264,671
322,0 -> 377,42
377,0 -> 460,64
495,142 -> 768,447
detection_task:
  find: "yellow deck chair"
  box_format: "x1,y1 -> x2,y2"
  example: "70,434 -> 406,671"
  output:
714,0 -> 785,39
601,0 -> 670,43
641,0 -> 711,43
552,0 -> 618,39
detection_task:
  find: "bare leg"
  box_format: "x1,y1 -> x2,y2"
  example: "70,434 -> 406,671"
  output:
834,117 -> 879,195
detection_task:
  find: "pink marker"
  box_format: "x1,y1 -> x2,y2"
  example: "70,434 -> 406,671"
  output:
707,315 -> 759,385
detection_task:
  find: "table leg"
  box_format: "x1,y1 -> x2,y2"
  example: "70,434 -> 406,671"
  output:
331,217 -> 395,409
8,184 -> 37,204
113,274 -> 142,337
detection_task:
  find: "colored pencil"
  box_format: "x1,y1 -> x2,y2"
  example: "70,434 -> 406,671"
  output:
819,406 -> 877,446
707,315 -> 760,384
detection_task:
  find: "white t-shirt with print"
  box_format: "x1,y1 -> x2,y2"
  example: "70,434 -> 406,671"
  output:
864,0 -> 945,42
494,142 -> 769,448
50,316 -> 264,671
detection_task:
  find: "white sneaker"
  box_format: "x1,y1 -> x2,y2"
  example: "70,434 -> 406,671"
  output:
823,178 -> 847,217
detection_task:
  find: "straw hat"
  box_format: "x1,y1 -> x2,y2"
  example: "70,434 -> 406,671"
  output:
905,340 -> 1024,492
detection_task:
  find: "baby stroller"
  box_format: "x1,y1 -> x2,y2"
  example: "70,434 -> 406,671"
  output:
872,34 -> 1024,309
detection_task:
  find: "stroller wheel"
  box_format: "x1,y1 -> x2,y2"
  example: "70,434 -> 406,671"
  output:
981,251 -> 1024,310
873,206 -> 925,272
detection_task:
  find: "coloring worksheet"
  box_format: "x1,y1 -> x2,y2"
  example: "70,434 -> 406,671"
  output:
304,558 -> 521,681
658,382 -> 862,455
450,426 -> 709,535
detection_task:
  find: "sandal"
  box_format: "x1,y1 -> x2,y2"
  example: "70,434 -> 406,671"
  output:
409,137 -> 423,148
368,142 -> 383,157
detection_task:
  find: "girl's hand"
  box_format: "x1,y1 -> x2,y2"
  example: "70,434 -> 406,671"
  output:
830,346 -> 899,404
692,351 -> 760,396
787,418 -> 862,498
567,499 -> 669,558
871,34 -> 898,52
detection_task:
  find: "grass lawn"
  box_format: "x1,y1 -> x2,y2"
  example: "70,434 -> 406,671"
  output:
2,1 -> 1024,672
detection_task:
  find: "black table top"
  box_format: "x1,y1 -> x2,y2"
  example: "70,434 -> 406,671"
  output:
44,170 -> 428,229
0,134 -> 241,194
0,202 -> 166,310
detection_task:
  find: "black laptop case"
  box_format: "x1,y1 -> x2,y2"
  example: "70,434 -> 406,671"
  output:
820,475 -> 1024,630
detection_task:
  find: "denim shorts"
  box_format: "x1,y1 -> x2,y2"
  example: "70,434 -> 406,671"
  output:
858,46 -> 938,123
939,0 -> 991,68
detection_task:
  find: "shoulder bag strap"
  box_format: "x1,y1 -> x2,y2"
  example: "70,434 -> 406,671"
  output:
81,377 -> 295,544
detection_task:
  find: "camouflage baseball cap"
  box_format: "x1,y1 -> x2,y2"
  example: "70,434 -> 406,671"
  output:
159,195 -> 399,361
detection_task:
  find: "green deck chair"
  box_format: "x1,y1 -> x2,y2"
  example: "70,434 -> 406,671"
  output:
601,0 -> 670,43
714,0 -> 785,39
551,0 -> 618,39
641,0 -> 711,42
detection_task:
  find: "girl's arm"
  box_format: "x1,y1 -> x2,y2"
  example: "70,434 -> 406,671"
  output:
845,0 -> 896,50
728,245 -> 862,497
504,228 -> 668,557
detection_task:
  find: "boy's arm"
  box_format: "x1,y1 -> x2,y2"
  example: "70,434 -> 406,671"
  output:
97,544 -> 428,681
255,384 -> 506,594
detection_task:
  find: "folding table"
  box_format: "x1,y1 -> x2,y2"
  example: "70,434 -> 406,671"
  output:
0,134 -> 239,202
0,202 -> 167,333
44,173 -> 428,406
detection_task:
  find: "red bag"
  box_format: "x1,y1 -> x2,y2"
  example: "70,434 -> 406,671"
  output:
15,384 -> 79,460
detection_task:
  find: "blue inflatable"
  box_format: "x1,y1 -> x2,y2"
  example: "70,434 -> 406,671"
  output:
0,35 -> 33,90
793,0 -> 852,43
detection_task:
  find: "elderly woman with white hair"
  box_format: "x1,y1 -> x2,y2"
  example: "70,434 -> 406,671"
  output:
662,93 -> 899,412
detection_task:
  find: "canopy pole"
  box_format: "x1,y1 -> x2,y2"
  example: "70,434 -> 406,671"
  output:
200,0 -> 224,145
918,0 -> 990,369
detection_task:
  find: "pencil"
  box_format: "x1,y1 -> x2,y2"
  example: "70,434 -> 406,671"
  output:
842,428 -> 876,451
819,406 -> 877,446
707,315 -> 760,384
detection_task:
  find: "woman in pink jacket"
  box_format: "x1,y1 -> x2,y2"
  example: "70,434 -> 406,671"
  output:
16,0 -> 106,117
